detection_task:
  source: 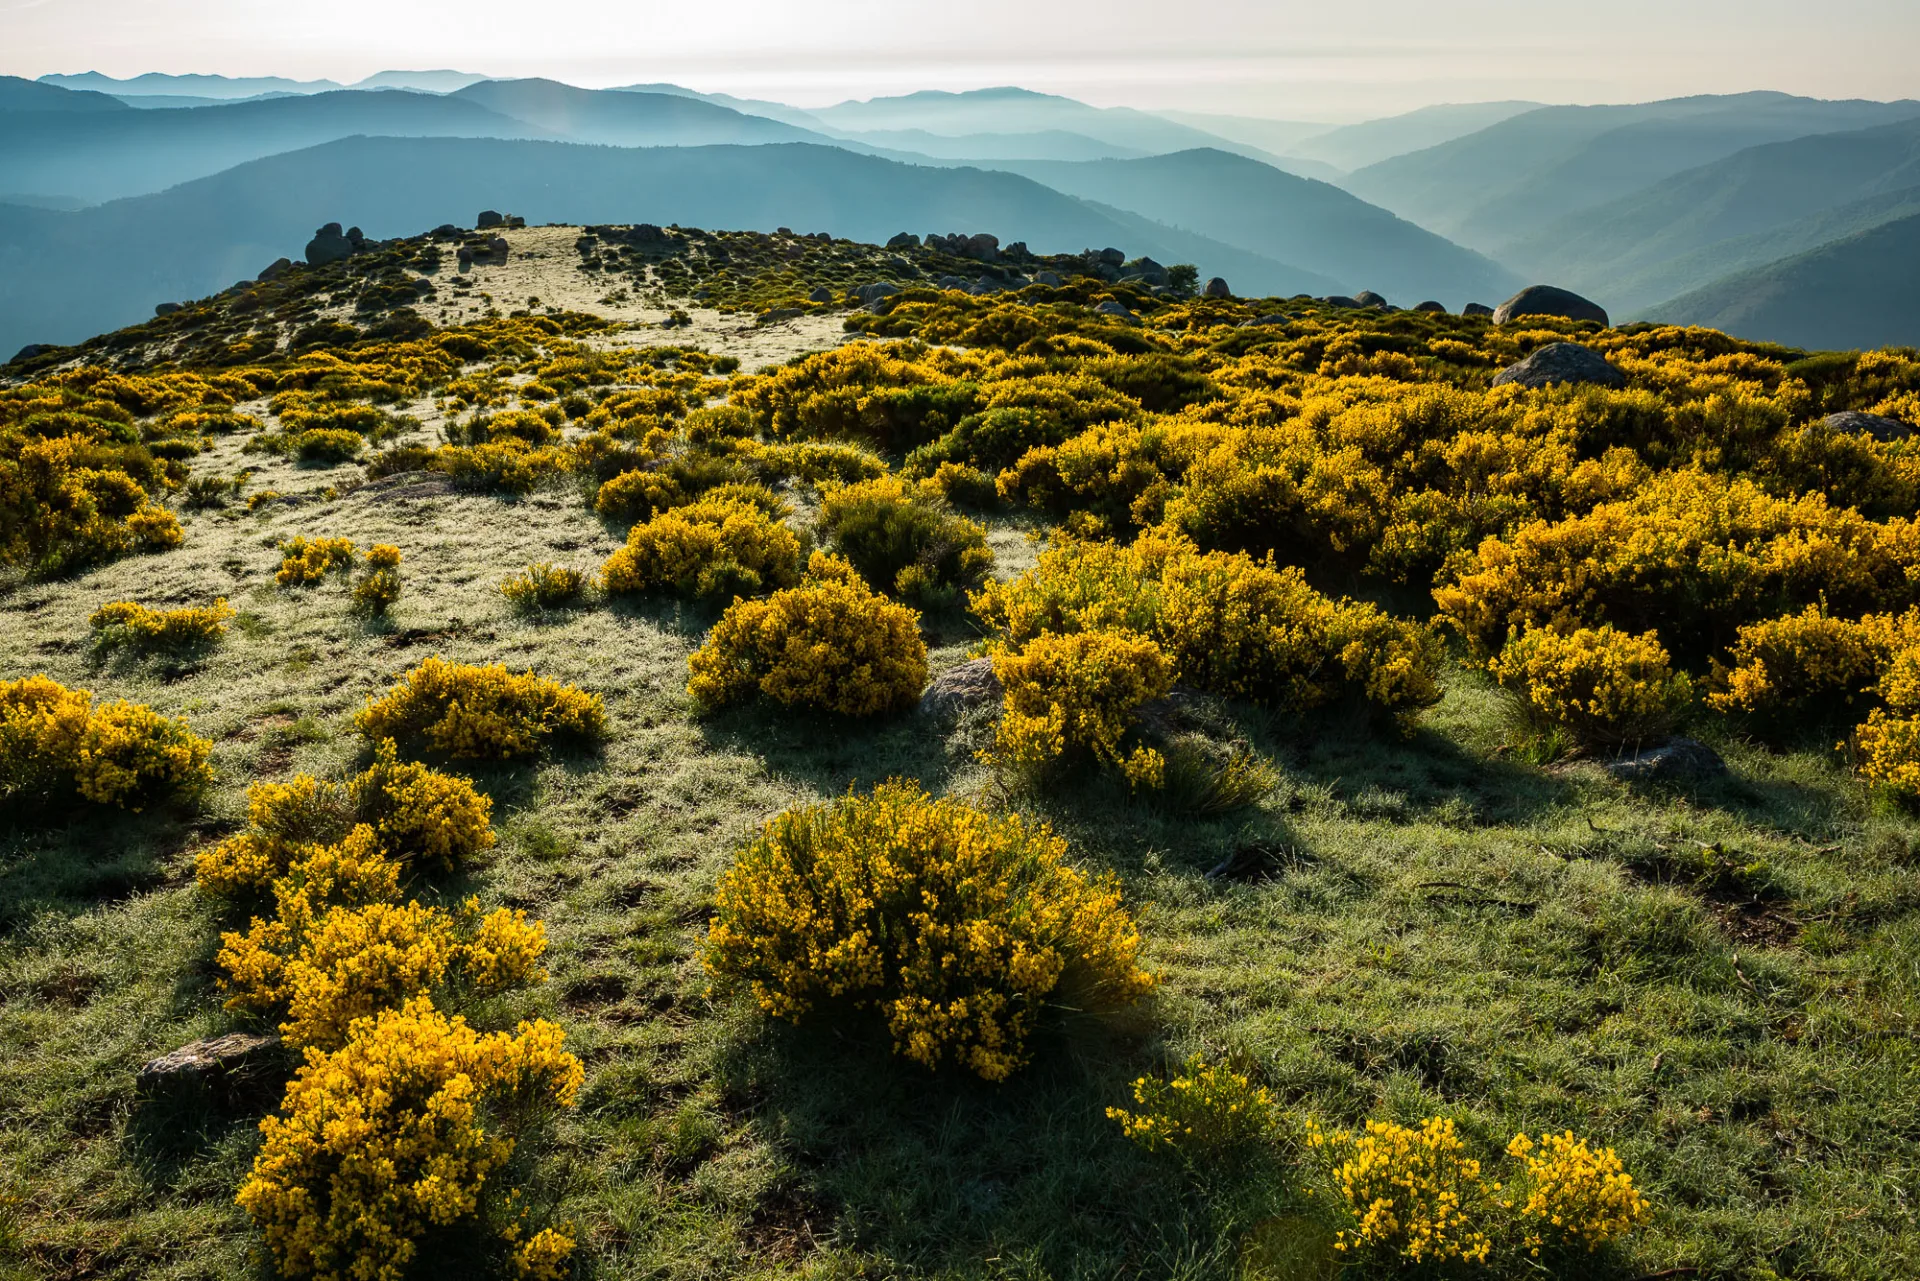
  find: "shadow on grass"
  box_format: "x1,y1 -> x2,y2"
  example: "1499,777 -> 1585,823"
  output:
0,804 -> 203,934
692,699 -> 957,799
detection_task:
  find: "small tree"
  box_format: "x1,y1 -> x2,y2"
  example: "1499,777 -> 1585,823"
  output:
1167,264 -> 1199,294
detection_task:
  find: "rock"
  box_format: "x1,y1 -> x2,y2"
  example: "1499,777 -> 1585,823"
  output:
1203,277 -> 1232,299
456,245 -> 474,265
937,274 -> 970,290
1355,290 -> 1389,308
9,343 -> 56,364
966,233 -> 1000,260
154,302 -> 182,316
808,286 -> 836,303
305,224 -> 354,266
256,258 -> 293,282
1094,299 -> 1137,321
1126,257 -> 1170,287
1491,342 -> 1628,391
854,282 -> 899,304
1462,302 -> 1494,317
489,236 -> 511,261
1239,313 -> 1290,327
476,210 -> 503,228
973,276 -> 1003,294
137,1032 -> 282,1095
432,223 -> 461,238
1413,300 -> 1447,313
756,307 -> 804,325
919,658 -> 1001,718
1493,284 -> 1609,328
887,232 -> 921,249
503,215 -> 525,229
1004,241 -> 1030,258
1321,295 -> 1361,309
1822,410 -> 1912,442
1033,270 -> 1063,287
1096,247 -> 1126,267
1604,737 -> 1726,784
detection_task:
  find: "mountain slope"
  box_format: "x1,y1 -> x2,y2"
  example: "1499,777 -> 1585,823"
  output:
0,136 -> 1338,355
988,149 -> 1519,305
1502,117 -> 1920,313
1645,211 -> 1920,349
450,79 -> 822,147
0,74 -> 127,113
1285,102 -> 1540,172
38,71 -> 344,98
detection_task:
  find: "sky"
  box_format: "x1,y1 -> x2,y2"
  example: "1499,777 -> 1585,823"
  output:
6,0 -> 1919,119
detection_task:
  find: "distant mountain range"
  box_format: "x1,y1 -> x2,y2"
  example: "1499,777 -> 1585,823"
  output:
10,72 -> 1920,350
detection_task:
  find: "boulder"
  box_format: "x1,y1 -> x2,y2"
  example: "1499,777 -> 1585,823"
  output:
854,282 -> 899,305
966,233 -> 1000,260
1096,247 -> 1126,267
1033,270 -> 1063,287
919,658 -> 1002,718
154,302 -> 183,317
1462,302 -> 1494,317
1203,277 -> 1232,299
1321,295 -> 1361,309
256,257 -> 293,282
1604,737 -> 1726,784
1823,410 -> 1912,442
489,236 -> 511,261
305,224 -> 354,266
808,286 -> 836,303
477,210 -> 504,228
9,343 -> 56,364
137,1032 -> 282,1097
1354,290 -> 1389,308
756,307 -> 804,325
1127,257 -> 1170,286
503,215 -> 525,229
1239,313 -> 1290,327
973,276 -> 1003,294
1491,342 -> 1627,391
1094,299 -> 1137,321
1413,300 -> 1447,313
1493,284 -> 1609,328
887,232 -> 921,249
937,274 -> 970,290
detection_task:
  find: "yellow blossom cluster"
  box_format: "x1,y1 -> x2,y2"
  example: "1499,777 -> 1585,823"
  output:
499,562 -> 588,611
1107,1055 -> 1281,1157
275,535 -> 358,587
354,657 -> 607,759
1505,1130 -> 1653,1255
704,780 -> 1154,1080
687,552 -> 929,716
1308,1116 -> 1495,1265
600,494 -> 803,599
0,674 -> 212,810
1489,624 -> 1693,749
349,544 -> 403,617
88,598 -> 234,651
991,629 -> 1174,788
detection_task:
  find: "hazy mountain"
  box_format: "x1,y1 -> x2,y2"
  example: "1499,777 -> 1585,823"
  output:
830,128 -> 1148,162
0,91 -> 556,205
1283,102 -> 1540,172
1151,111 -> 1336,159
0,74 -> 127,113
353,70 -> 490,93
988,149 -> 1519,306
612,83 -> 829,130
38,71 -> 344,98
1502,117 -> 1920,313
1645,211 -> 1920,349
449,79 -> 823,147
111,92 -> 304,109
0,135 -> 1340,355
1345,93 -> 1920,246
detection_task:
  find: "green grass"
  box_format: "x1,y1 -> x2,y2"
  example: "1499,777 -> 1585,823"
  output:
4,385 -> 1920,1281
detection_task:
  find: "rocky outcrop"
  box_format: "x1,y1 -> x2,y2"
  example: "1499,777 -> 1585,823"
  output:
1493,284 -> 1609,328
1034,270 -> 1063,287
1463,303 -> 1494,317
808,286 -> 835,303
1095,300 -> 1137,322
1203,277 -> 1232,299
305,222 -> 354,266
256,258 -> 293,282
1491,342 -> 1628,391
854,282 -> 899,305
1354,290 -> 1389,309
1322,295 -> 1362,309
154,302 -> 182,316
477,210 -> 504,229
1823,410 -> 1912,441
1604,737 -> 1726,784
926,232 -> 999,261
1413,300 -> 1447,313
919,658 -> 1001,718
887,232 -> 920,249
9,343 -> 57,364
137,1032 -> 282,1100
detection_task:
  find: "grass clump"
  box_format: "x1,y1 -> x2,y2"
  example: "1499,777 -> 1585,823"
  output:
704,780 -> 1154,1080
355,657 -> 606,759
1108,1055 -> 1282,1161
0,674 -> 211,810
499,562 -> 588,612
687,552 -> 927,715
88,597 -> 233,653
293,428 -> 365,464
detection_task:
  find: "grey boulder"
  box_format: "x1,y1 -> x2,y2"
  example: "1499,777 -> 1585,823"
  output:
1033,270 -> 1063,287
1413,300 -> 1447,313
808,286 -> 836,303
1203,277 -> 1232,299
1094,299 -> 1137,321
854,282 -> 899,304
1492,342 -> 1627,391
1604,738 -> 1726,784
137,1032 -> 282,1095
305,223 -> 354,266
1463,302 -> 1494,317
919,658 -> 1002,718
1823,410 -> 1912,441
1494,284 -> 1609,328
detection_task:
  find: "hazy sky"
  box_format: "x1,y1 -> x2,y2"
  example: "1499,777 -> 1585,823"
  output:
7,0 -> 1919,119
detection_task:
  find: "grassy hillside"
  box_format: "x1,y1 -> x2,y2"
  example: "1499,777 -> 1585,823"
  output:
990,149 -> 1519,306
4,220 -> 1920,1281
1643,209 -> 1920,347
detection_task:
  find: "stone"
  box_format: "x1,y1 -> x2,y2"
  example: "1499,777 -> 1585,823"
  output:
887,232 -> 921,249
1463,302 -> 1494,317
918,658 -> 1001,718
256,258 -> 293,282
973,275 -> 1003,294
1203,277 -> 1232,299
937,274 -> 970,290
1354,290 -> 1388,308
1004,240 -> 1030,258
1033,270 -> 1063,287
503,215 -> 525,229
854,282 -> 899,304
137,1032 -> 282,1095
305,224 -> 354,266
756,307 -> 804,325
1094,299 -> 1137,321
432,223 -> 461,238
1239,313 -> 1290,327
1127,257 -> 1170,286
1493,284 -> 1609,328
1413,300 -> 1447,313
1491,342 -> 1628,391
154,302 -> 182,316
1604,737 -> 1727,784
1096,247 -> 1125,267
1823,410 -> 1912,442
808,286 -> 835,303
477,210 -> 504,228
489,236 -> 511,261
1321,295 -> 1361,309
9,343 -> 56,364
965,233 -> 1000,260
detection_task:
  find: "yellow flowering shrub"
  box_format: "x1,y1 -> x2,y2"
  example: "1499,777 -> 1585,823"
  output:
275,535 -> 357,587
1490,625 -> 1692,749
429,438 -> 576,493
687,553 -> 929,715
196,742 -> 494,896
500,562 -> 588,611
0,675 -> 212,810
704,781 -> 1153,1080
125,503 -> 184,550
1306,1116 -> 1495,1266
1711,605 -> 1920,723
355,657 -> 606,759
816,474 -> 994,602
349,547 -> 403,617
1108,1055 -> 1281,1158
594,467 -> 683,523
600,495 -> 802,599
237,998 -> 582,1281
991,630 -> 1173,787
88,598 -> 233,651
1505,1130 -> 1653,1256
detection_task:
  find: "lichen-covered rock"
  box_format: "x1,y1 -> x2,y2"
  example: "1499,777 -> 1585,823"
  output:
918,657 -> 1002,718
137,1032 -> 282,1093
1203,277 -> 1232,299
1492,342 -> 1627,391
1494,284 -> 1609,328
1823,410 -> 1912,441
1604,737 -> 1727,783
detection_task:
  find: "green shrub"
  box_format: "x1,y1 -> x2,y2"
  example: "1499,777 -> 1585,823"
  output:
817,475 -> 993,603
